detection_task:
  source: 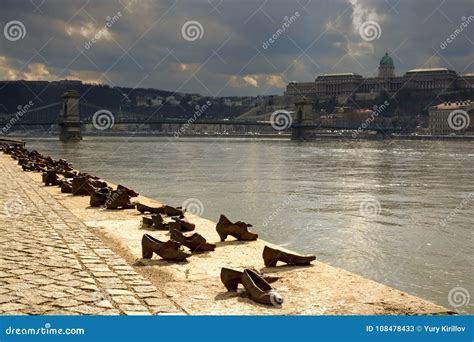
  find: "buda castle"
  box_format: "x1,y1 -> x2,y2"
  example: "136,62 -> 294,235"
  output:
285,53 -> 474,101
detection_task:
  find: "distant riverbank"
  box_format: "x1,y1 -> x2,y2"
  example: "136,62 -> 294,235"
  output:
5,131 -> 474,142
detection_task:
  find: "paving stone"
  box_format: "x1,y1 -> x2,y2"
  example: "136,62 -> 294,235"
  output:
96,300 -> 114,309
106,289 -> 135,296
123,311 -> 152,316
111,295 -> 141,305
51,298 -> 82,308
18,294 -> 49,306
0,294 -> 14,304
144,298 -> 175,307
0,155 -> 184,316
132,285 -> 157,293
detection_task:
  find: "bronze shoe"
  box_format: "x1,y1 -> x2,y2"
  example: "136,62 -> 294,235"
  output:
220,267 -> 279,291
117,184 -> 139,197
136,203 -> 163,214
142,217 -> 154,227
169,217 -> 195,232
136,203 -> 184,217
105,189 -> 134,209
151,215 -> 169,230
216,215 -> 258,241
263,245 -> 315,267
170,229 -> 215,252
61,181 -> 73,193
89,188 -> 111,207
162,205 -> 185,217
62,170 -> 76,178
242,269 -> 283,306
72,176 -> 96,196
42,170 -> 59,186
141,234 -> 191,261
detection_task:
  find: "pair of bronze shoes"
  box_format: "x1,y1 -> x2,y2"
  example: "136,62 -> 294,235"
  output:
71,176 -> 107,196
141,215 -> 195,231
141,233 -> 191,261
220,268 -> 283,306
104,185 -> 138,209
136,203 -> 184,217
216,215 -> 258,241
262,245 -> 316,267
142,215 -> 168,230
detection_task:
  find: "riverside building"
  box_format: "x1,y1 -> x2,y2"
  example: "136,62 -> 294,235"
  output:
429,100 -> 474,135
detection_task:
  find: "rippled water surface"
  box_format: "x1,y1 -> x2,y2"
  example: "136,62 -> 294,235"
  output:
21,136 -> 474,313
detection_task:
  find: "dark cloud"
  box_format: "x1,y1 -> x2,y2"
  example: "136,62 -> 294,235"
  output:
0,0 -> 472,96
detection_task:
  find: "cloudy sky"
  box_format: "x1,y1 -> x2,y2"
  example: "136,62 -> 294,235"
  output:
0,0 -> 473,96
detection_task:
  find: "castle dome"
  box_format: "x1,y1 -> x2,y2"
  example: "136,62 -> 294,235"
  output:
380,52 -> 394,66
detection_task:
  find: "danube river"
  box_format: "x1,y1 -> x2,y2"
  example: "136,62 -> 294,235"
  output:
21,136 -> 473,313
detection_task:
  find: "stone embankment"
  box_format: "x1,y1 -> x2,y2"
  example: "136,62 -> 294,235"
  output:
0,149 -> 452,315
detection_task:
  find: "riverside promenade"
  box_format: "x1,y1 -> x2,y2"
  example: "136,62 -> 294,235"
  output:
0,154 -> 182,315
0,152 -> 452,315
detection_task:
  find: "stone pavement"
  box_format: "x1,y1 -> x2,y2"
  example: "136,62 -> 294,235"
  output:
0,154 -> 184,315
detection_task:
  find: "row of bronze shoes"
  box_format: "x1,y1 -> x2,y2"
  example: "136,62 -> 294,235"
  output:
2,144 -> 142,209
2,143 -> 316,307
136,201 -> 316,306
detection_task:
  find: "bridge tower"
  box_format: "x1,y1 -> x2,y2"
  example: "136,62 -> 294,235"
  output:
59,90 -> 82,142
291,98 -> 313,140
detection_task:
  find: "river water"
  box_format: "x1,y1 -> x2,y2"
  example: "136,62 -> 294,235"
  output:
20,136 -> 473,313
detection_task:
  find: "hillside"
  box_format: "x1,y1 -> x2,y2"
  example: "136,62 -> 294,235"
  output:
0,80 -> 251,120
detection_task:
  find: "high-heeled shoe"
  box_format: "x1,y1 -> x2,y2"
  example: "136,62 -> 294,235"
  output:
220,267 -> 279,291
141,234 -> 191,261
170,229 -> 215,252
242,269 -> 283,306
262,245 -> 315,267
216,215 -> 258,241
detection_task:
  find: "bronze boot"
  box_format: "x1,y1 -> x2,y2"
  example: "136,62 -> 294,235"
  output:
89,188 -> 111,207
262,245 -> 316,267
151,215 -> 169,230
242,269 -> 283,306
142,217 -> 154,227
61,181 -> 73,193
170,229 -> 215,252
43,170 -> 59,186
141,234 -> 191,261
216,215 -> 258,241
